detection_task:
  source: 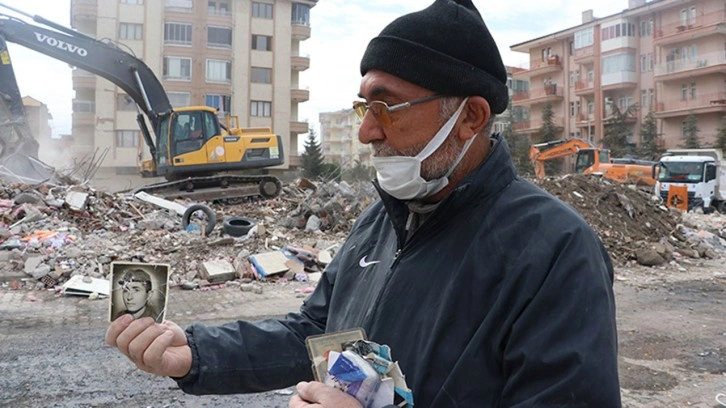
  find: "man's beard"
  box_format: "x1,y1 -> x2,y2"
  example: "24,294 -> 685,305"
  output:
371,130 -> 465,180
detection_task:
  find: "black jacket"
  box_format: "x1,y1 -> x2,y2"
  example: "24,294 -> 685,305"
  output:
177,135 -> 621,407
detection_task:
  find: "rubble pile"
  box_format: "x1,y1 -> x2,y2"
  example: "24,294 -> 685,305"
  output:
533,174 -> 726,265
0,178 -> 375,292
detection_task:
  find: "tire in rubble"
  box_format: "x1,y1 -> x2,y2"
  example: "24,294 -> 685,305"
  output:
223,216 -> 256,237
181,204 -> 216,237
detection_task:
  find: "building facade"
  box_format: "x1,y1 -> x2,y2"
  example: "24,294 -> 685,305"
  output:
70,0 -> 315,174
318,109 -> 370,168
510,0 -> 725,149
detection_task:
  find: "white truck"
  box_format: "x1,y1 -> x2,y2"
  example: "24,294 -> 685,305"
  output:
654,148 -> 725,213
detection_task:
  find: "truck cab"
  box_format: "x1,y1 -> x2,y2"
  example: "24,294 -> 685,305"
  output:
655,149 -> 725,212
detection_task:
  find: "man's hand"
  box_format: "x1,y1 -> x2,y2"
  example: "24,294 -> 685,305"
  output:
289,381 -> 363,408
105,315 -> 192,378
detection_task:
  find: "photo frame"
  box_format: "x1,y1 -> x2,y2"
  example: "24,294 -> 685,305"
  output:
109,261 -> 170,323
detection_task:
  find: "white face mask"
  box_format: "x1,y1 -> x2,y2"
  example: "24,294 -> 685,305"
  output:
372,97 -> 475,200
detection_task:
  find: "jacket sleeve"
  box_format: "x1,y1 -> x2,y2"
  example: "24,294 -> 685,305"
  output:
500,224 -> 621,407
175,260 -> 337,395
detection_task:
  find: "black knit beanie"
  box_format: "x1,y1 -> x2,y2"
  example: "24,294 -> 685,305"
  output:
360,0 -> 509,114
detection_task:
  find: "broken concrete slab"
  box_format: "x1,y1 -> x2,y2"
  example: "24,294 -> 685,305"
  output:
249,251 -> 290,278
200,259 -> 237,283
65,191 -> 89,211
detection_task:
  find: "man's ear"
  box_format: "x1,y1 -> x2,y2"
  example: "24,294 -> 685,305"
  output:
457,96 -> 491,141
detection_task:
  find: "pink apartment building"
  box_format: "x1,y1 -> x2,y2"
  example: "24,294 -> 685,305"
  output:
510,0 -> 725,149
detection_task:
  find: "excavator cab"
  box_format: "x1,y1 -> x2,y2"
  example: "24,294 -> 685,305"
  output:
575,149 -> 610,174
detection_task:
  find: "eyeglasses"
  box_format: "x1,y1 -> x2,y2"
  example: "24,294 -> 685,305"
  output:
353,94 -> 444,125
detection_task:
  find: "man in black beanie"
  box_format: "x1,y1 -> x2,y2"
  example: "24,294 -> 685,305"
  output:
107,1 -> 621,407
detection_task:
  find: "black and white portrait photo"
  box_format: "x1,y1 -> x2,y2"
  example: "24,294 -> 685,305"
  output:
109,262 -> 169,323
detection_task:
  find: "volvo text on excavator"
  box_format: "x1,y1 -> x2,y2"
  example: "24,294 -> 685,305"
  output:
529,138 -> 657,186
0,5 -> 283,200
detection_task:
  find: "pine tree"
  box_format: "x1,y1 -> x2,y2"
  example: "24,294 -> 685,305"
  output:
681,114 -> 700,149
538,102 -> 557,143
602,102 -> 638,158
301,127 -> 324,179
715,116 -> 726,153
638,111 -> 662,160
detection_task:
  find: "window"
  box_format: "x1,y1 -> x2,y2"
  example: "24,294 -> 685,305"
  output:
648,89 -> 654,110
681,84 -> 688,100
569,71 -> 575,86
208,0 -> 230,16
690,82 -> 696,99
569,41 -> 574,56
493,123 -> 505,133
117,94 -> 136,111
291,3 -> 310,26
167,92 -> 191,107
251,100 -> 271,117
252,35 -> 272,51
206,59 -> 231,82
641,90 -> 647,108
680,9 -> 688,26
252,2 -> 273,18
648,53 -> 654,71
116,130 -> 140,148
207,26 -> 232,48
251,67 -> 272,84
164,23 -> 192,45
570,102 -> 576,116
601,53 -> 636,75
73,100 -> 94,113
206,94 -> 231,116
602,22 -> 635,41
163,57 -> 192,80
574,28 -> 593,49
640,21 -> 646,36
689,6 -> 696,25
640,55 -> 646,72
119,23 -> 143,40
648,19 -> 653,35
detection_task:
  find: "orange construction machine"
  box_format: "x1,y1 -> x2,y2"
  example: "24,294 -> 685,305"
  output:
529,139 -> 657,186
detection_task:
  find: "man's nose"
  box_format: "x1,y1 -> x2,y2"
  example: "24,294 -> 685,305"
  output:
358,113 -> 384,145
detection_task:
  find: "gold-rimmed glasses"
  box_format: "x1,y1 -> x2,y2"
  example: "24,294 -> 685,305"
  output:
352,94 -> 444,125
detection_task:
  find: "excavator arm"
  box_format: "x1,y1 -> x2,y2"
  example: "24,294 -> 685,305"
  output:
529,138 -> 598,179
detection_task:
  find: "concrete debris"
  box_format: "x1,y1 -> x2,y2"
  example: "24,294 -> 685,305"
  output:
1,174 -> 724,295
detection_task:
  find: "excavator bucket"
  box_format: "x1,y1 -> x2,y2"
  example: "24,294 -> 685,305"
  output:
0,34 -> 55,183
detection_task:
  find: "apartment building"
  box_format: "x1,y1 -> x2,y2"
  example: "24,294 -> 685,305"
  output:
493,66 -> 530,134
510,0 -> 725,149
319,109 -> 370,168
70,0 -> 315,174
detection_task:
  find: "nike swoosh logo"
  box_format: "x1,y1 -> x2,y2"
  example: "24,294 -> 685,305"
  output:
359,256 -> 380,268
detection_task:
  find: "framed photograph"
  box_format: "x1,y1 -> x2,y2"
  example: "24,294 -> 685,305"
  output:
109,262 -> 170,323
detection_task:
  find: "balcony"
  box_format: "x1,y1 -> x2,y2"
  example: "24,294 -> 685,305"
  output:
71,0 -> 97,22
655,13 -> 726,45
655,92 -> 726,117
573,46 -> 594,63
513,55 -> 562,79
72,112 -> 95,126
575,80 -> 595,95
511,84 -> 563,107
290,120 -> 309,133
654,51 -> 726,82
291,85 -> 309,102
291,21 -> 311,40
601,71 -> 638,90
576,113 -> 595,127
72,69 -> 95,89
512,117 -> 564,133
291,53 -> 310,71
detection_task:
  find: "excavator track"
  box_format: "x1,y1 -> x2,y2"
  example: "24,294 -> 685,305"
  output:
134,174 -> 282,202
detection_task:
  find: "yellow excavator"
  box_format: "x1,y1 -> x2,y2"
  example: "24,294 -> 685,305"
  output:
529,138 -> 657,186
0,4 -> 283,200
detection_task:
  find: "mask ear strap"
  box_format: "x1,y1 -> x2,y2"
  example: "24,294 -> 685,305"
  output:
444,132 -> 477,178
415,97 -> 469,160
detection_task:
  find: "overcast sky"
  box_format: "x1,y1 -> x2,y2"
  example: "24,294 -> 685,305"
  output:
1,0 -> 629,139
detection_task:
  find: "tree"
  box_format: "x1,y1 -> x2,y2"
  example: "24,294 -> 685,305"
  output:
538,102 -> 557,143
501,118 -> 532,176
301,127 -> 324,179
602,102 -> 638,158
715,116 -> 726,153
681,114 -> 700,149
638,111 -> 663,160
